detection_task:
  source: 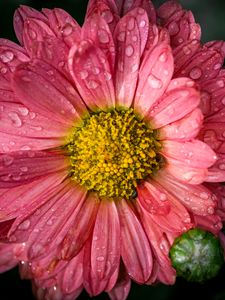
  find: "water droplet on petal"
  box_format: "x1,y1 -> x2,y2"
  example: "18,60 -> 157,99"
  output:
214,63 -> 221,70
20,145 -> 31,151
2,155 -> 14,166
104,72 -> 112,81
8,112 -> 22,127
189,67 -> 202,80
159,193 -> 167,201
168,21 -> 179,35
22,76 -> 31,82
131,63 -> 139,73
18,220 -> 31,230
125,45 -> 134,57
117,31 -> 126,42
101,10 -> 114,24
127,17 -> 135,31
98,29 -> 110,44
93,236 -> 98,241
159,52 -> 168,62
18,107 -> 29,116
20,166 -> 28,172
0,67 -> 7,74
217,80 -> 224,88
61,24 -> 73,37
80,70 -> 88,80
96,256 -> 105,262
87,80 -> 99,89
207,207 -> 214,214
200,192 -> 209,200
139,20 -> 146,28
0,51 -> 14,63
28,29 -> 37,39
148,74 -> 162,89
219,163 -> 225,170
93,67 -> 100,75
183,46 -> 191,55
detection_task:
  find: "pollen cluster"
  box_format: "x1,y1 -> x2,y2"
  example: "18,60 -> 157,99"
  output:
66,108 -> 162,199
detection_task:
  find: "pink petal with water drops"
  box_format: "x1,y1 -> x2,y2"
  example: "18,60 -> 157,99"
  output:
138,180 -> 192,233
61,193 -> 100,259
161,140 -> 217,169
0,102 -> 70,139
157,0 -> 182,20
122,0 -> 156,23
193,214 -> 222,235
140,212 -> 176,284
199,122 -> 225,153
0,243 -> 18,272
13,60 -> 86,125
108,268 -> 131,300
116,199 -> 152,283
14,5 -> 48,45
160,108 -> 203,141
206,153 -> 225,182
134,43 -> 174,116
83,14 -> 115,68
173,39 -> 201,74
68,41 -> 115,110
12,183 -> 87,260
0,150 -> 68,188
0,171 -> 67,221
157,170 -> 217,217
0,132 -> 63,153
174,47 -> 223,82
205,40 -> 225,59
86,0 -> 119,33
87,200 -> 120,290
42,8 -> 81,47
114,10 -> 145,106
148,85 -> 200,129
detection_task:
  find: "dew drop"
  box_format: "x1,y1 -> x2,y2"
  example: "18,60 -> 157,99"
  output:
219,163 -> 225,170
159,193 -> 167,201
20,166 -> 28,172
20,145 -> 31,151
98,29 -> 110,44
18,220 -> 31,230
217,80 -> 225,88
214,63 -> 221,70
104,72 -> 112,81
28,29 -> 37,39
61,24 -> 73,37
96,256 -> 105,262
87,80 -> 99,89
159,52 -> 168,62
8,112 -> 22,127
117,31 -> 126,42
139,20 -> 146,28
127,17 -> 135,31
47,219 -> 53,226
148,74 -> 162,89
18,107 -> 29,116
183,46 -> 191,55
168,21 -> 179,36
22,76 -> 31,82
2,155 -> 14,166
207,206 -> 214,214
125,45 -> 134,57
101,10 -> 114,24
80,70 -> 88,80
93,236 -> 98,241
189,67 -> 202,80
221,97 -> 225,105
131,63 -> 139,73
93,67 -> 100,75
199,192 -> 209,200
0,67 -> 7,74
0,51 -> 14,63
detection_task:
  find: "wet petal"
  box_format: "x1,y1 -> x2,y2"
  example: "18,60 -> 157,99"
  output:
122,0 -> 156,23
134,43 -> 174,115
206,153 -> 225,182
68,40 -> 115,109
117,199 -> 152,283
0,243 -> 18,272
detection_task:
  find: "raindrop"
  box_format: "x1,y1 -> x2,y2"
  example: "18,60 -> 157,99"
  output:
47,219 -> 53,226
199,192 -> 209,200
104,72 -> 112,81
2,155 -> 14,166
28,29 -> 37,39
20,145 -> 31,151
217,80 -> 224,88
98,29 -> 110,44
148,74 -> 162,89
20,166 -> 28,172
8,112 -> 22,127
18,107 -> 29,116
61,24 -> 73,37
29,112 -> 36,120
96,256 -> 105,262
101,10 -> 114,24
159,52 -> 168,62
0,67 -> 7,74
159,193 -> 167,201
132,35 -> 138,42
207,207 -> 214,214
125,45 -> 134,57
93,236 -> 98,241
219,164 -> 225,170
117,31 -> 126,42
131,63 -> 139,73
93,67 -> 100,75
87,80 -> 99,89
139,20 -> 146,28
80,70 -> 88,80
22,76 -> 31,82
183,46 -> 191,55
127,17 -> 135,30
214,63 -> 221,70
189,67 -> 202,80
18,220 -> 31,230
168,21 -> 179,36
0,51 -> 14,63
221,97 -> 225,105
138,8 -> 145,15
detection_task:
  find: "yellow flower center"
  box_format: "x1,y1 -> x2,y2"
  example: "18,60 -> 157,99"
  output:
66,108 -> 162,199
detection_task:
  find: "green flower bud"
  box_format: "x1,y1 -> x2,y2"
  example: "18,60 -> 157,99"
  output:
169,228 -> 224,282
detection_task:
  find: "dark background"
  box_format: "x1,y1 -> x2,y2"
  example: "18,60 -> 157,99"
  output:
0,0 -> 225,299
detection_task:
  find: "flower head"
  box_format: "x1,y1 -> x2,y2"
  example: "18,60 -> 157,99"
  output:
0,1 -> 223,300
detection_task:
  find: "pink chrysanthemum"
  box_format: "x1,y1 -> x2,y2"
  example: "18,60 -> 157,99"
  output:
0,1 -> 223,299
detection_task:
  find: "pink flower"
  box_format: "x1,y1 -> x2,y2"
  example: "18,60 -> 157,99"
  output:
0,1 -> 222,300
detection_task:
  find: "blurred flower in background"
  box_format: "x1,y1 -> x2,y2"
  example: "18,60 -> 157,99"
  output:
0,1 -> 225,300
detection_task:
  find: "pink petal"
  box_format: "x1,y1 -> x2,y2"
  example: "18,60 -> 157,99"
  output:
82,14 -> 115,68
61,193 -> 100,259
174,47 -> 223,82
193,214 -> 222,235
0,150 -> 68,188
0,171 -> 67,221
91,201 -> 120,280
148,83 -> 200,128
68,41 -> 115,109
0,132 -> 62,152
122,0 -> 156,23
161,140 -> 217,169
108,267 -> 131,300
117,199 -> 152,283
205,40 -> 225,58
13,60 -> 86,125
113,8 -> 149,107
14,5 -> 48,45
134,43 -> 174,116
140,211 -> 176,285
138,179 -> 192,233
199,122 -> 225,153
157,171 -> 217,216
0,89 -> 16,103
86,0 -> 119,32
157,1 -> 182,20
0,243 -> 18,272
160,108 -> 203,141
42,8 -> 81,47
206,153 -> 225,182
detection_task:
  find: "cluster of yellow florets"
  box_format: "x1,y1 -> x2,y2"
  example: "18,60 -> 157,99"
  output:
66,108 -> 162,199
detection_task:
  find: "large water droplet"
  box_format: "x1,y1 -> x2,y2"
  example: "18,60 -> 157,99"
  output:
96,256 -> 105,262
127,17 -> 135,31
98,29 -> 110,44
2,155 -> 14,166
125,45 -> 134,57
87,80 -> 99,89
168,21 -> 179,36
18,220 -> 31,230
117,31 -> 126,42
139,20 -> 146,28
80,70 -> 88,80
189,67 -> 202,80
28,29 -> 37,40
61,24 -> 73,37
18,107 -> 29,116
0,51 -> 14,63
148,74 -> 162,89
8,112 -> 22,127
